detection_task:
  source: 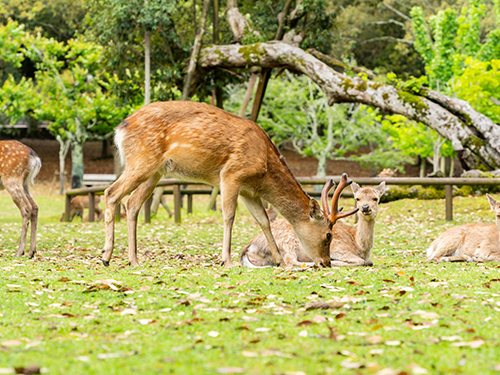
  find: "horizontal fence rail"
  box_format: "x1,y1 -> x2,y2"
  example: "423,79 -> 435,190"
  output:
64,176 -> 500,223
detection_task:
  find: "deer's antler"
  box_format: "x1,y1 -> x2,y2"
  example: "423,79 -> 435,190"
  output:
329,173 -> 359,223
321,179 -> 335,217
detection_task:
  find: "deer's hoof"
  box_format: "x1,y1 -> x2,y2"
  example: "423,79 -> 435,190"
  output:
101,249 -> 105,254
274,263 -> 280,267
102,260 -> 110,267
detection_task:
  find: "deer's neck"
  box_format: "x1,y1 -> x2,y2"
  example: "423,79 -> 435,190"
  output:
260,157 -> 312,225
355,214 -> 376,258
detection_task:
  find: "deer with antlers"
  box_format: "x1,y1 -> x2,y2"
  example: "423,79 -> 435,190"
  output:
0,141 -> 41,258
102,101 -> 358,267
241,181 -> 385,267
426,194 -> 500,262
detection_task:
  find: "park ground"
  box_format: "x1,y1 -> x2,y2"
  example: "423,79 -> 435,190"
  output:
0,185 -> 500,374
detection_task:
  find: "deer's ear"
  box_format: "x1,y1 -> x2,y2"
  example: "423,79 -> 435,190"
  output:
309,199 -> 326,221
351,182 -> 361,194
375,181 -> 386,196
486,194 -> 497,210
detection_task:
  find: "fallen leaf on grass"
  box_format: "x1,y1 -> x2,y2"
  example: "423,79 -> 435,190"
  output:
408,363 -> 428,374
340,360 -> 364,369
120,308 -> 137,316
440,336 -> 462,342
451,340 -> 484,348
412,310 -> 439,319
384,340 -> 401,346
297,321 -> 313,327
298,330 -> 308,337
0,368 -> 14,375
13,365 -> 40,375
208,331 -> 219,337
216,367 -> 245,374
493,364 -> 500,371
375,369 -> 405,375
1,340 -> 22,347
313,315 -> 327,323
304,301 -> 345,310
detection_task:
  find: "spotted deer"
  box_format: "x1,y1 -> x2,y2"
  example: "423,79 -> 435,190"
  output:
241,181 -> 385,267
60,195 -> 103,222
102,101 -> 358,267
426,194 -> 500,262
0,141 -> 41,257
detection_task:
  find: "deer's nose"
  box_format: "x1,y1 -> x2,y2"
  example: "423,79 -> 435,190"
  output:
361,205 -> 370,212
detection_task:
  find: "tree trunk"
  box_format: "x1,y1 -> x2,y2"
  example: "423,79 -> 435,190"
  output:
56,135 -> 70,195
181,0 -> 211,100
70,140 -> 84,189
198,41 -> 500,170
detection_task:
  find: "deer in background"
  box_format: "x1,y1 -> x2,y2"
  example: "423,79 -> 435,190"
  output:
0,141 -> 41,257
60,195 -> 103,222
426,194 -> 500,262
241,181 -> 385,267
102,101 -> 358,267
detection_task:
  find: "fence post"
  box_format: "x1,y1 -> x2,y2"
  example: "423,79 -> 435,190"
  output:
144,196 -> 152,224
115,204 -> 121,222
445,184 -> 453,221
187,194 -> 193,214
174,184 -> 182,223
64,194 -> 71,222
89,193 -> 95,222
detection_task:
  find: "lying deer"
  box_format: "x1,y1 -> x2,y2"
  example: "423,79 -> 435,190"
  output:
0,141 -> 41,257
241,181 -> 385,267
426,194 -> 500,262
102,101 -> 358,267
60,195 -> 103,222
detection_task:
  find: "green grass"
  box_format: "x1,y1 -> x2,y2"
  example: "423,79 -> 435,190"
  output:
1,193 -> 500,374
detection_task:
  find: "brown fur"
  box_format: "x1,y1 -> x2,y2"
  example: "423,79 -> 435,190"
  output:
0,140 -> 41,257
426,194 -> 500,262
60,195 -> 103,222
241,182 -> 385,267
102,102 -> 357,267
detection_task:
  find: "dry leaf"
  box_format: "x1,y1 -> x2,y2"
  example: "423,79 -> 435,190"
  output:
216,367 -> 245,374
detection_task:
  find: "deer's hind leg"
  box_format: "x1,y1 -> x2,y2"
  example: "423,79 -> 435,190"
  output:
4,179 -> 32,257
102,166 -> 158,266
240,195 -> 285,267
24,183 -> 38,258
124,172 -> 162,266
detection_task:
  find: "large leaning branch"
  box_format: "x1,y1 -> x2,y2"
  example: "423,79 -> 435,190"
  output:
199,41 -> 500,169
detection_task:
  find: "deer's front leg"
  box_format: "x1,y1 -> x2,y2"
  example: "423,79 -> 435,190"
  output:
220,180 -> 242,268
240,196 -> 284,267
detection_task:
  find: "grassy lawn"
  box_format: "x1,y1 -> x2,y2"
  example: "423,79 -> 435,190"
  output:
0,191 -> 500,374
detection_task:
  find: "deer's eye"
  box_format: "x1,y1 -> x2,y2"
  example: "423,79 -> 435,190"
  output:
326,233 -> 332,241
356,198 -> 360,201
373,198 -> 378,202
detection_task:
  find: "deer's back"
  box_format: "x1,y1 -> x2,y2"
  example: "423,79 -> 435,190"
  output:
0,141 -> 38,181
116,101 -> 274,185
433,222 -> 500,258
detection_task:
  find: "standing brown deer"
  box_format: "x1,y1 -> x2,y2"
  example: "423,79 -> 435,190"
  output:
241,181 -> 385,267
60,195 -> 103,222
0,141 -> 41,257
426,194 -> 500,262
102,101 -> 358,267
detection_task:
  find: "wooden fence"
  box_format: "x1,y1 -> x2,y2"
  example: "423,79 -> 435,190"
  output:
64,176 -> 500,223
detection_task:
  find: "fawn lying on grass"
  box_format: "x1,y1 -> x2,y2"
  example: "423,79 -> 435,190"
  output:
60,195 -> 103,222
241,181 -> 385,267
0,141 -> 41,257
426,194 -> 500,262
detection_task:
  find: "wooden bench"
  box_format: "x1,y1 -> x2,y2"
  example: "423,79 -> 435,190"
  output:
83,174 -> 116,186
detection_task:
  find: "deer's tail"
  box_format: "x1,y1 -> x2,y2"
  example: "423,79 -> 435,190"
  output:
26,151 -> 42,186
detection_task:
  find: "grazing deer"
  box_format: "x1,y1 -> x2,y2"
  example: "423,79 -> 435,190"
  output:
426,194 -> 500,262
0,141 -> 41,257
241,181 -> 385,267
60,195 -> 103,222
102,101 -> 358,267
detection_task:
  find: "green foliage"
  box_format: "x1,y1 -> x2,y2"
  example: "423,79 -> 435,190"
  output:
411,0 -> 500,91
452,58 -> 500,123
